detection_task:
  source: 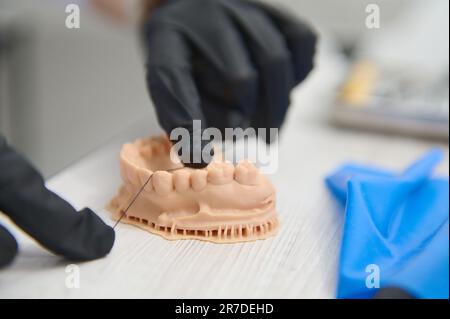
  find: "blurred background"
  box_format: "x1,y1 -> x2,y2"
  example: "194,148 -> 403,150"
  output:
0,0 -> 448,177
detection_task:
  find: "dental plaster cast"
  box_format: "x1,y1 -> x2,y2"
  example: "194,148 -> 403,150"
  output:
107,135 -> 279,243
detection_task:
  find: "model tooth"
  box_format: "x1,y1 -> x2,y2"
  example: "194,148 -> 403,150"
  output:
234,160 -> 259,185
135,139 -> 145,147
191,170 -> 208,192
150,143 -> 164,157
150,135 -> 172,155
206,162 -> 220,183
125,163 -> 141,187
142,137 -> 152,147
173,170 -> 191,192
234,164 -> 247,184
240,160 -> 257,171
152,171 -> 173,196
222,162 -> 234,182
161,135 -> 173,151
138,168 -> 154,191
119,159 -> 129,183
120,145 -> 132,177
207,161 -> 234,185
121,143 -> 134,155
139,143 -> 153,159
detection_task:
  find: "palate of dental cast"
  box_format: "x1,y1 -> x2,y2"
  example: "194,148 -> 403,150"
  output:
108,135 -> 279,243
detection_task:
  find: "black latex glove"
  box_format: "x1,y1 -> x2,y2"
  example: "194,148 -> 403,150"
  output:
0,136 -> 115,268
143,0 -> 317,167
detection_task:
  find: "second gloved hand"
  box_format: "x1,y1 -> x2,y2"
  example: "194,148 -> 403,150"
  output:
142,0 -> 317,167
0,136 -> 115,268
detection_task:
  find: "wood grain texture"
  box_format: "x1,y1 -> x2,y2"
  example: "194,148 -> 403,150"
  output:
0,45 -> 448,299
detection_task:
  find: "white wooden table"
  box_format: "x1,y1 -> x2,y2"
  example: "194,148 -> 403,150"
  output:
0,46 -> 448,299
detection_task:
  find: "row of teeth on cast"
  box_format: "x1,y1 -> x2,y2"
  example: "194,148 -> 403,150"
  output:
119,140 -> 263,196
124,214 -> 279,239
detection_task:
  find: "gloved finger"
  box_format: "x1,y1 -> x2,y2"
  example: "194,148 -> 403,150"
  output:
144,24 -> 212,168
200,93 -> 250,133
255,1 -> 317,83
145,25 -> 205,134
0,224 -> 18,268
0,137 -> 115,261
223,1 -> 295,138
186,1 -> 259,118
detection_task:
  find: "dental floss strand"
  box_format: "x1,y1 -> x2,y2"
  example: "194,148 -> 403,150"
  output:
113,166 -> 185,229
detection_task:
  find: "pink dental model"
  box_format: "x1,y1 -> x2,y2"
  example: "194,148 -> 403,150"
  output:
107,135 -> 279,243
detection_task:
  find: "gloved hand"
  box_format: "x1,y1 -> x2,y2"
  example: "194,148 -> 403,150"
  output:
143,0 -> 317,167
0,136 -> 115,268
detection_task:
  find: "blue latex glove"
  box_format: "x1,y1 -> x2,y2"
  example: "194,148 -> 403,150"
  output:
326,149 -> 449,299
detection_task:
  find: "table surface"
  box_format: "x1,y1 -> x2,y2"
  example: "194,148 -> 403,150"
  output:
1,46 -> 448,299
